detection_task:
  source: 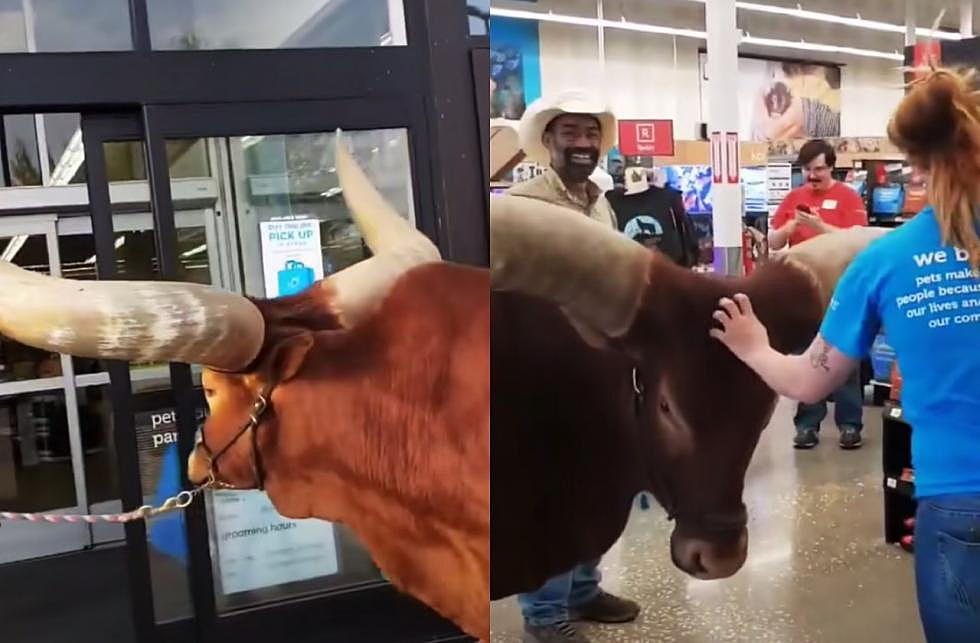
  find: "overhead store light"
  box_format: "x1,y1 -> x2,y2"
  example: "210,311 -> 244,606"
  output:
679,0 -> 965,40
741,35 -> 902,61
490,8 -> 707,38
489,7 -> 903,61
180,243 -> 208,258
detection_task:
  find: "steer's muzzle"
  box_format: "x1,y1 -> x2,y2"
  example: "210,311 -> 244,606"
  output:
669,525 -> 748,580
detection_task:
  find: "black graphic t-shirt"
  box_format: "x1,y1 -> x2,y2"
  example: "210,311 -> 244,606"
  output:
606,186 -> 695,266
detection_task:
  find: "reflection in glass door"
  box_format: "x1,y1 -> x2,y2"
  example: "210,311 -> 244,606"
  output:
0,216 -> 91,563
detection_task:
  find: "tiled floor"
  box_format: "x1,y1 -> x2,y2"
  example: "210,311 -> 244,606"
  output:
491,397 -> 924,643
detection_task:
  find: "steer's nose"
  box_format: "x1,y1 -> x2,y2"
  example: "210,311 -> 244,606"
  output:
670,527 -> 748,580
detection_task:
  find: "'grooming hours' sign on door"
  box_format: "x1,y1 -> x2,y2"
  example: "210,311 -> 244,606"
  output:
211,489 -> 339,594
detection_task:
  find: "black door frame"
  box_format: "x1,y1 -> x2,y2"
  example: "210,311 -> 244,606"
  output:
80,111 -> 160,643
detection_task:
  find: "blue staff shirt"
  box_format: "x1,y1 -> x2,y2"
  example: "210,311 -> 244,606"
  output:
819,207 -> 980,498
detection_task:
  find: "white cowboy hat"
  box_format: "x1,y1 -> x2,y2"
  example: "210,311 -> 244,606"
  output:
518,91 -> 617,165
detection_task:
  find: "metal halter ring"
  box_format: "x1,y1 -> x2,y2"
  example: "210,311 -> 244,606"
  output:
249,394 -> 268,426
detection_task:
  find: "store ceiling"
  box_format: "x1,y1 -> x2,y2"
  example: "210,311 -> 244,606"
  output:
493,0 -> 974,64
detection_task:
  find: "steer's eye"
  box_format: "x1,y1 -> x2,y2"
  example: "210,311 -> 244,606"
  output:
204,388 -> 216,398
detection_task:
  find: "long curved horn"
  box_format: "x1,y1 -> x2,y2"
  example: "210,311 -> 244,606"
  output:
0,261 -> 264,371
322,130 -> 441,327
490,194 -> 651,337
779,225 -> 891,307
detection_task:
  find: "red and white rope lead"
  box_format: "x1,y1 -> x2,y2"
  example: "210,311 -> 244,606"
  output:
1,508 -> 151,524
0,489 -> 201,525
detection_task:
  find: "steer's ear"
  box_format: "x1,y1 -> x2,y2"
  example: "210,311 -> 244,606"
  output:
266,332 -> 314,382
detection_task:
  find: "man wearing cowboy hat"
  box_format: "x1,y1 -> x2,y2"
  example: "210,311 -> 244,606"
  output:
507,91 -> 641,643
508,90 -> 619,231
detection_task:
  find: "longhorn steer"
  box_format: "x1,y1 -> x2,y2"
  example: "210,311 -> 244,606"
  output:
488,196 -> 888,597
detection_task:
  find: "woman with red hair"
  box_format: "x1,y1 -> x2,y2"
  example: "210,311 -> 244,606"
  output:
711,66 -> 980,642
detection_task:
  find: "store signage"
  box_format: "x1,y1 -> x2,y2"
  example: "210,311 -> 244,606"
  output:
134,403 -> 208,564
618,120 -> 674,156
710,131 -> 723,184
211,489 -> 339,595
135,405 -> 207,465
912,41 -> 941,80
726,132 -> 740,184
259,217 -> 325,298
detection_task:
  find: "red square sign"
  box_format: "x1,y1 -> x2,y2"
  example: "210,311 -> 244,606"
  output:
618,120 -> 674,156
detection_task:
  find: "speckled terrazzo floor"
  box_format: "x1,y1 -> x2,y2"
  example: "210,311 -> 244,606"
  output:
490,397 -> 923,643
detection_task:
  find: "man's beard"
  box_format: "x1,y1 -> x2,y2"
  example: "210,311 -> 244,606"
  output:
560,147 -> 599,182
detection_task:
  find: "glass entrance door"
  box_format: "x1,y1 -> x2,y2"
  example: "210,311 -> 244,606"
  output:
185,129 -> 414,613
137,101 -> 461,641
0,216 -> 92,563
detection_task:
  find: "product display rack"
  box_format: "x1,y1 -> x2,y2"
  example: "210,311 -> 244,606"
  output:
882,399 -> 916,547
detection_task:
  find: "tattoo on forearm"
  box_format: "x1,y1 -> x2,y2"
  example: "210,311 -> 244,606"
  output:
810,341 -> 831,372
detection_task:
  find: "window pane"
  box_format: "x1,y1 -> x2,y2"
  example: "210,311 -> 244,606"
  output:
44,113 -> 84,184
0,234 -> 80,549
0,390 -> 77,512
0,232 -> 56,380
147,0 -> 406,50
0,0 -> 131,53
3,115 -> 42,187
235,129 -> 414,297
79,384 -> 121,526
1,115 -> 211,187
102,139 -> 212,182
468,0 -> 488,36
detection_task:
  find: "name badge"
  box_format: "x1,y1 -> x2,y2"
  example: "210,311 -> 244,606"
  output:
821,199 -> 838,209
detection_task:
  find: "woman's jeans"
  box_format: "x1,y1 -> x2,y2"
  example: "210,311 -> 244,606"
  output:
915,493 -> 980,642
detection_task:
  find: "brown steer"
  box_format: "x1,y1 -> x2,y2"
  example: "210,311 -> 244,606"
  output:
488,196 -> 887,597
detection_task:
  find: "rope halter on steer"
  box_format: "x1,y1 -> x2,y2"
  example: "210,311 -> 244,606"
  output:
0,386 -> 275,528
196,385 -> 274,491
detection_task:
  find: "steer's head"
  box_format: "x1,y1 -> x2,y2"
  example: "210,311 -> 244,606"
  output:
490,195 -> 888,580
0,132 -> 439,493
186,328 -> 315,490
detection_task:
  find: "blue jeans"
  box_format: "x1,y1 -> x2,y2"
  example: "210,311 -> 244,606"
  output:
794,367 -> 863,432
915,494 -> 980,642
518,559 -> 602,626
